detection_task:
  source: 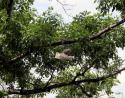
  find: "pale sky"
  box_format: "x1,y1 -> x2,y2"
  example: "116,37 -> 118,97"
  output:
33,0 -> 125,98
33,0 -> 97,22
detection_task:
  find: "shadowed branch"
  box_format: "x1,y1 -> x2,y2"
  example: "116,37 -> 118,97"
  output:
7,66 -> 125,95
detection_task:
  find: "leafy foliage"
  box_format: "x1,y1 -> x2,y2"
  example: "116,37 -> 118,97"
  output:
0,0 -> 125,98
95,0 -> 125,17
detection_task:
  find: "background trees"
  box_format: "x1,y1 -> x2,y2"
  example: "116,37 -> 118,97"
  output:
0,0 -> 125,97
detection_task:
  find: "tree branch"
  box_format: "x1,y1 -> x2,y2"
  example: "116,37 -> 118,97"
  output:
6,0 -> 14,18
0,83 -> 6,92
51,18 -> 125,46
73,65 -> 92,81
89,19 -> 125,40
43,71 -> 54,89
7,66 -> 125,95
5,18 -> 125,65
56,0 -> 73,17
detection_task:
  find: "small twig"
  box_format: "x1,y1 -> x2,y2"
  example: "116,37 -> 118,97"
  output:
73,65 -> 92,81
43,71 -> 54,89
0,83 -> 6,92
56,0 -> 73,17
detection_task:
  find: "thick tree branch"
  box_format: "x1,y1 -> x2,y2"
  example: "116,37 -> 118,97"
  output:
6,0 -> 14,18
51,18 -> 125,45
90,19 -> 125,40
5,18 -> 125,65
7,66 -> 125,95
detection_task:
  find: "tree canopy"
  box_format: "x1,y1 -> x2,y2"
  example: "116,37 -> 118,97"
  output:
0,0 -> 125,97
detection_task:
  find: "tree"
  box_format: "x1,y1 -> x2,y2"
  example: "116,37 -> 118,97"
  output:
0,0 -> 125,97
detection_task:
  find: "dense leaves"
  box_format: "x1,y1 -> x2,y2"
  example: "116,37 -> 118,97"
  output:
0,0 -> 125,97
95,0 -> 125,17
